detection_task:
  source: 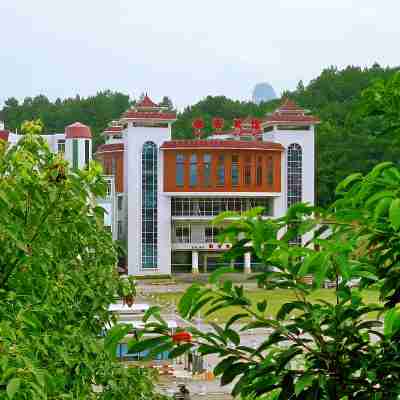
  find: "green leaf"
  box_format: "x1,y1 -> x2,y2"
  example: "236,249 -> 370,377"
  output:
389,199 -> 400,230
374,197 -> 392,221
220,362 -> 248,386
225,328 -> 240,346
257,299 -> 268,313
214,356 -> 237,376
7,378 -> 21,399
168,343 -> 193,359
295,374 -> 314,396
225,313 -> 249,330
336,173 -> 362,194
178,285 -> 201,318
143,306 -> 161,322
383,308 -> 400,337
298,252 -> 322,277
129,335 -> 170,353
209,266 -> 235,284
104,324 -> 132,356
313,254 -> 329,288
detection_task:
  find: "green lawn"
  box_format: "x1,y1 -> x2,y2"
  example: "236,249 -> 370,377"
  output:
147,289 -> 380,323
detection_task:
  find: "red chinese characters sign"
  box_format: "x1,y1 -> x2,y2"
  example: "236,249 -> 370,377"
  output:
212,118 -> 224,131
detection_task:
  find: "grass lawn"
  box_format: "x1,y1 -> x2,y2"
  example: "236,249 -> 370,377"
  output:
147,288 -> 380,323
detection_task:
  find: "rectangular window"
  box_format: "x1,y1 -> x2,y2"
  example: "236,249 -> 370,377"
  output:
189,154 -> 197,186
244,156 -> 251,185
267,156 -> 274,185
256,156 -> 262,185
205,226 -> 219,243
106,181 -> 112,197
57,140 -> 65,154
217,155 -> 225,186
72,139 -> 79,169
231,155 -> 239,187
203,154 -> 212,187
111,157 -> 116,175
176,153 -> 184,187
85,140 -> 90,166
117,221 -> 123,239
175,225 -> 191,243
118,196 -> 123,211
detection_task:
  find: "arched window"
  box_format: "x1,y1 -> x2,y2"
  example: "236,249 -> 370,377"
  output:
142,142 -> 158,269
287,143 -> 302,207
189,154 -> 197,186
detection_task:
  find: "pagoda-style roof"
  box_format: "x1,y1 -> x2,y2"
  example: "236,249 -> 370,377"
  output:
264,99 -> 320,125
121,94 -> 176,122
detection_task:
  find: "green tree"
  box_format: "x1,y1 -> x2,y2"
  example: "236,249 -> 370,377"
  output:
134,162 -> 400,399
0,121 -> 163,399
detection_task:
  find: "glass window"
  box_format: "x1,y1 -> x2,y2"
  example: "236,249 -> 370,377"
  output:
142,142 -> 158,269
111,157 -> 116,175
231,155 -> 239,187
205,227 -> 220,243
217,155 -> 225,186
287,144 -> 302,207
171,197 -> 272,217
85,140 -> 90,166
256,156 -> 262,186
175,225 -> 191,243
189,154 -> 197,186
72,139 -> 78,169
176,153 -> 184,187
203,154 -> 212,187
57,139 -> 65,154
287,143 -> 302,245
118,196 -> 123,211
117,221 -> 123,239
267,156 -> 274,185
244,156 -> 251,185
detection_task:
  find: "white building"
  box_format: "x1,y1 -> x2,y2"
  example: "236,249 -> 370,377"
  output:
95,96 -> 320,276
0,98 -> 319,276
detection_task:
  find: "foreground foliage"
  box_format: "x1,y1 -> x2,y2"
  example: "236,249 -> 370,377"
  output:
134,162 -> 400,399
0,123 -> 162,399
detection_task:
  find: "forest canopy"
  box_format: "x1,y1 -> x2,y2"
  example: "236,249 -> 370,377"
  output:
1,63 -> 399,206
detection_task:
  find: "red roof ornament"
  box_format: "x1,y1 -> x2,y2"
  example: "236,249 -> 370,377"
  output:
212,118 -> 224,131
137,95 -> 158,108
233,118 -> 242,130
251,119 -> 261,131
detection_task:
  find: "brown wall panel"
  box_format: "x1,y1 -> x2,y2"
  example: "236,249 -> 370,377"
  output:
96,151 -> 124,193
164,149 -> 282,193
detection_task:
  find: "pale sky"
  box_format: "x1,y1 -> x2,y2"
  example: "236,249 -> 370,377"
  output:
1,1 -> 399,110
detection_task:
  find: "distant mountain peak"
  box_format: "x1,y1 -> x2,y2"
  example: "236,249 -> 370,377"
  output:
252,82 -> 277,104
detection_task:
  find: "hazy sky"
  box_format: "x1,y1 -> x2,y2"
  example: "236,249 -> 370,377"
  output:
1,1 -> 399,110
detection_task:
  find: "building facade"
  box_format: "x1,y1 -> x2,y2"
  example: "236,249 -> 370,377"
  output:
95,96 -> 319,275
0,97 -> 319,276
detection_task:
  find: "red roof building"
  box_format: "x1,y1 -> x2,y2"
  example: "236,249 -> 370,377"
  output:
65,122 -> 92,139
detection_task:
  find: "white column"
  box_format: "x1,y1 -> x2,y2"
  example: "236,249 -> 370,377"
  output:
244,252 -> 251,274
192,251 -> 199,274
